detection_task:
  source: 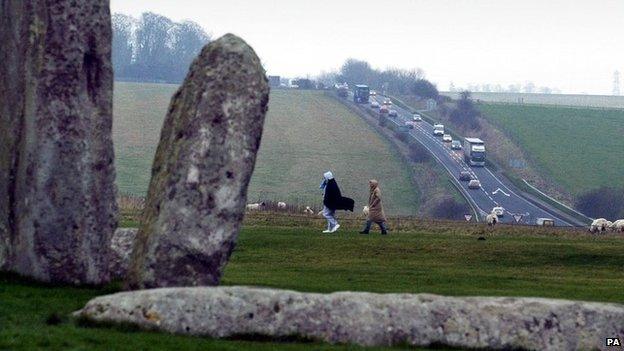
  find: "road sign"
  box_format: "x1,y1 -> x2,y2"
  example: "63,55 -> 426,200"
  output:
464,214 -> 473,222
513,214 -> 523,223
492,188 -> 510,196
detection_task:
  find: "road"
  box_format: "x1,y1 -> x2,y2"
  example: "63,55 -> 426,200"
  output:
351,93 -> 573,226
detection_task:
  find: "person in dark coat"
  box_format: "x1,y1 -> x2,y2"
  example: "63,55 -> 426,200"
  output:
359,179 -> 388,235
319,171 -> 354,233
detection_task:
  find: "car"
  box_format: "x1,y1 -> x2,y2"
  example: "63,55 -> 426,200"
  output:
379,106 -> 389,114
370,90 -> 377,96
451,140 -> 462,150
388,109 -> 398,117
442,134 -> 452,142
370,101 -> 380,108
492,206 -> 505,217
383,99 -> 392,106
459,171 -> 472,181
468,179 -> 481,189
536,218 -> 555,226
412,114 -> 422,122
405,121 -> 415,129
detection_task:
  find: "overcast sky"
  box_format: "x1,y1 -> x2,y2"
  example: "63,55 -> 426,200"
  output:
111,0 -> 624,95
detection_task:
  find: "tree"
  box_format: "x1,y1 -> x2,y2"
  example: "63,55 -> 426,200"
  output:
111,13 -> 135,78
334,58 -> 434,100
449,91 -> 480,130
411,79 -> 439,99
111,12 -> 211,83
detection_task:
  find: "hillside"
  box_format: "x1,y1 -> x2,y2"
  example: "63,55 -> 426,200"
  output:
478,103 -> 624,195
113,83 -> 419,215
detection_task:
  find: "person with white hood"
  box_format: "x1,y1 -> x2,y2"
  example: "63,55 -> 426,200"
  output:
319,171 -> 355,233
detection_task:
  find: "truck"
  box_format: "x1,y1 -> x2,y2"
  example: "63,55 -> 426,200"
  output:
335,83 -> 349,98
353,84 -> 370,103
463,137 -> 486,166
433,124 -> 444,136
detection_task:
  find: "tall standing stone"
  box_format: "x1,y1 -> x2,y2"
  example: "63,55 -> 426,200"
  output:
127,34 -> 269,289
0,1 -> 117,284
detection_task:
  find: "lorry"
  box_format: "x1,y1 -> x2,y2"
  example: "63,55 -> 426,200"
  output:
433,124 -> 444,136
353,84 -> 370,103
463,137 -> 486,166
335,83 -> 349,98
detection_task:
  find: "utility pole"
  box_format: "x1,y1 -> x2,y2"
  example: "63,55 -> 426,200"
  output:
614,71 -> 621,96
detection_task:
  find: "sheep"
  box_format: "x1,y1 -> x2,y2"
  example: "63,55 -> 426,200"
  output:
246,202 -> 266,211
589,218 -> 610,233
610,219 -> 624,232
485,210 -> 498,226
363,206 -> 370,216
277,201 -> 287,210
303,206 -> 314,215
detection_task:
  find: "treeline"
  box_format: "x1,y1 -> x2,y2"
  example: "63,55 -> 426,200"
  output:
112,12 -> 210,83
317,59 -> 439,100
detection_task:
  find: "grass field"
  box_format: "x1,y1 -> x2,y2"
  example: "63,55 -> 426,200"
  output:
443,91 -> 624,109
478,103 -> 624,194
113,83 -> 418,215
2,221 -> 623,350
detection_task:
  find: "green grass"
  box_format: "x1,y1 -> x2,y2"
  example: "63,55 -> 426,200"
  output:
479,103 -> 624,195
113,83 -> 418,215
2,224 -> 623,350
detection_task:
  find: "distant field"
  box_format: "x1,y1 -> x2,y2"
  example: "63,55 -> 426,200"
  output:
113,83 -> 418,215
479,103 -> 624,194
113,82 -> 178,195
443,91 -> 624,109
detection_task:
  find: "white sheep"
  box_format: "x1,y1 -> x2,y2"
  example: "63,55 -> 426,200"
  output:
363,206 -> 370,216
589,218 -> 610,233
277,201 -> 287,210
609,219 -> 624,232
485,210 -> 498,226
246,202 -> 266,211
303,206 -> 314,215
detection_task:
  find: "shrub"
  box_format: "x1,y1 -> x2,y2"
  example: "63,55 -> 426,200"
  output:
409,142 -> 431,163
576,187 -> 624,219
395,130 -> 408,143
429,196 -> 470,220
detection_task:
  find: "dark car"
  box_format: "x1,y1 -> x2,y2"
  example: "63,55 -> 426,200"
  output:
459,171 -> 472,181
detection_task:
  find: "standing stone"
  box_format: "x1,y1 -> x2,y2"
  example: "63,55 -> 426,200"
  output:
127,34 -> 269,289
0,1 -> 117,284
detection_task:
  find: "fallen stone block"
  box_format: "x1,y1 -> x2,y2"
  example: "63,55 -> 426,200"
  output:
74,286 -> 624,350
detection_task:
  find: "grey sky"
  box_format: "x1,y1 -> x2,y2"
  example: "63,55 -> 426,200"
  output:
111,0 -> 624,94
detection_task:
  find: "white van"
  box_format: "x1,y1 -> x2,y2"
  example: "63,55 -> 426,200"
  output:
433,124 -> 444,136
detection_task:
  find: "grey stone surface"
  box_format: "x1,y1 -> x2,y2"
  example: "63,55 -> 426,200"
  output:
109,228 -> 138,281
75,286 -> 624,350
127,34 -> 269,289
0,1 -> 117,284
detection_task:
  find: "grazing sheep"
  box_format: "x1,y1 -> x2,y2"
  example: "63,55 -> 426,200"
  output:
485,210 -> 498,226
363,206 -> 370,216
246,202 -> 266,211
277,201 -> 287,210
303,206 -> 314,215
589,218 -> 610,233
610,219 -> 624,232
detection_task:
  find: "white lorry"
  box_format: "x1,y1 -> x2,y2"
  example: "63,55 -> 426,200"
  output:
464,137 -> 486,166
